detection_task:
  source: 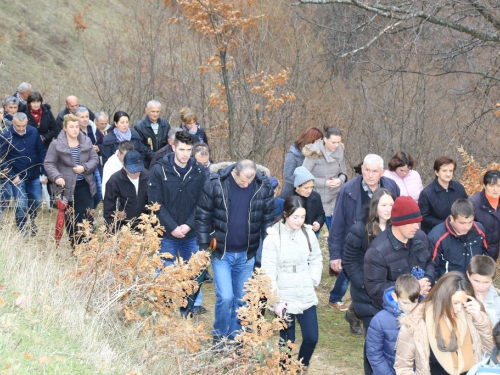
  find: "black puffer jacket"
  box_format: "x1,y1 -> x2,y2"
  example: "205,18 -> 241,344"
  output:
195,162 -> 275,260
149,154 -> 206,240
470,190 -> 500,260
343,218 -> 372,306
24,103 -> 58,148
364,226 -> 435,310
134,117 -> 171,165
293,190 -> 325,233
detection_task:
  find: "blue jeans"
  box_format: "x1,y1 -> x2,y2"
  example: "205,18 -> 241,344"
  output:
212,252 -> 255,339
160,237 -> 202,307
280,305 -> 318,367
11,178 -> 42,230
329,269 -> 349,304
0,178 -> 12,212
325,216 -> 332,230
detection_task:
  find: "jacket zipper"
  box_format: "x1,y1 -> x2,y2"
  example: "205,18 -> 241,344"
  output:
219,177 -> 229,259
246,181 -> 263,261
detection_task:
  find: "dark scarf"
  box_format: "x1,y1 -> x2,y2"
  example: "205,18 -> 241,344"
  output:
30,107 -> 43,126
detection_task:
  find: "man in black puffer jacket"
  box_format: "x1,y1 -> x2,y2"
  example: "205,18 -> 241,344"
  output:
195,159 -> 274,344
364,196 -> 435,311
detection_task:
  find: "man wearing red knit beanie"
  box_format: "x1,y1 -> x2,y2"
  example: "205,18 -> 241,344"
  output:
363,196 -> 435,311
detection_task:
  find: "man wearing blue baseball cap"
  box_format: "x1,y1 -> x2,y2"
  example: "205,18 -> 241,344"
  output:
103,149 -> 150,230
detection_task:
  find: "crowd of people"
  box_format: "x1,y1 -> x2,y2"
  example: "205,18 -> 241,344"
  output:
2,82 -> 500,374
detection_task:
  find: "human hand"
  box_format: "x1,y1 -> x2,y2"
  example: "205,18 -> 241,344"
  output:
55,178 -> 65,187
274,302 -> 287,318
40,176 -> 48,185
464,295 -> 482,319
418,277 -> 431,295
73,165 -> 85,174
179,224 -> 191,235
171,226 -> 185,238
12,175 -> 21,185
330,259 -> 342,273
312,221 -> 320,232
93,145 -> 100,153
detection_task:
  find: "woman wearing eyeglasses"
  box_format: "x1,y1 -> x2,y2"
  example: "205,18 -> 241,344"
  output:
470,170 -> 500,261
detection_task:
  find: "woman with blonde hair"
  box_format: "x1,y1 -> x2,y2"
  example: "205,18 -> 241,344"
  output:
395,271 -> 493,375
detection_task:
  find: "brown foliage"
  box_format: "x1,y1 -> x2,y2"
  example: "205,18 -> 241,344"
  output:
457,146 -> 500,196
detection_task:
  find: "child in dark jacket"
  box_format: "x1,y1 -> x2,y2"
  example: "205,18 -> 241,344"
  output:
366,274 -> 420,375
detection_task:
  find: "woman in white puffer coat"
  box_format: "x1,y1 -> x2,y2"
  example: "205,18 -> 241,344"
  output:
261,195 -> 323,372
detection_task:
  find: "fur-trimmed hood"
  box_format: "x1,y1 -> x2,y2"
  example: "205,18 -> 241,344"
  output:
302,138 -> 344,161
209,161 -> 271,177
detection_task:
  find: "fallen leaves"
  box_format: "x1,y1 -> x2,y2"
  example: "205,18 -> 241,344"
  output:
37,355 -> 52,363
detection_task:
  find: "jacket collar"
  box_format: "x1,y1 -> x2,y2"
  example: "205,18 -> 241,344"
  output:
387,223 -> 414,251
444,215 -> 481,240
119,168 -> 148,182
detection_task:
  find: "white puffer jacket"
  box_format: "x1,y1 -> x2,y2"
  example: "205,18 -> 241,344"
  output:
261,221 -> 323,314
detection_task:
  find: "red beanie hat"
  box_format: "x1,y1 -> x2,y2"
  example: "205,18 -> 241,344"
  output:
390,196 -> 422,227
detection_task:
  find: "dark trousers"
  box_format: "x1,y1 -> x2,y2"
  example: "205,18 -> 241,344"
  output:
66,180 -> 94,246
280,305 -> 318,367
353,302 -> 380,375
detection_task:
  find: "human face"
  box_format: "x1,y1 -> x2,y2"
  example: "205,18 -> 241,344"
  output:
393,222 -> 420,242
435,163 -> 455,186
0,107 -> 4,121
393,292 -> 418,314
5,103 -> 18,117
467,272 -> 493,297
172,141 -> 193,168
95,116 -> 109,131
77,110 -> 90,129
20,89 -> 32,101
13,118 -> 28,134
450,214 -> 474,235
395,165 -> 411,179
451,290 -> 468,316
185,119 -> 196,131
195,153 -> 210,168
377,194 -> 394,222
295,180 -> 314,198
324,135 -> 341,153
146,104 -> 161,123
66,96 -> 79,114
114,116 -> 129,133
64,120 -> 80,139
124,166 -> 140,180
285,207 -> 306,230
484,181 -> 500,199
30,101 -> 42,111
362,161 -> 384,191
232,170 -> 256,188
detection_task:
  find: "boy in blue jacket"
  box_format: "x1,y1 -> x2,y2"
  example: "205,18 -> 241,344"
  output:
366,274 -> 420,375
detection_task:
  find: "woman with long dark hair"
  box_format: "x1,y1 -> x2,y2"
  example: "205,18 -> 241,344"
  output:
395,271 -> 493,374
261,195 -> 323,372
343,188 -> 395,374
101,111 -> 146,165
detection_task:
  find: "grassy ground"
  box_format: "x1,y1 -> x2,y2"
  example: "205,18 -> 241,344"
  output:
0,205 -> 364,374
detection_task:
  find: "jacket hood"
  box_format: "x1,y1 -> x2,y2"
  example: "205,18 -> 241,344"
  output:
382,286 -> 404,318
302,138 -> 344,161
288,143 -> 303,157
209,161 -> 271,178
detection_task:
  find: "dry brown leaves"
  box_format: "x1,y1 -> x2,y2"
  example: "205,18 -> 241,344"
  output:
457,146 -> 500,196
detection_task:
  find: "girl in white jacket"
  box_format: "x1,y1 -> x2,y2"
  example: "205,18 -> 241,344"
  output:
261,195 -> 323,371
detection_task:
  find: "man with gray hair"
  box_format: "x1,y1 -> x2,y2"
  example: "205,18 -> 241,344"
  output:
134,100 -> 171,167
193,142 -> 211,178
3,96 -> 19,122
328,154 -> 400,335
12,82 -> 32,109
0,112 -> 47,234
196,159 -> 275,345
94,111 -> 110,136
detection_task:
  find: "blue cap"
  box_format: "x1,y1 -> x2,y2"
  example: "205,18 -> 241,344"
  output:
123,150 -> 145,173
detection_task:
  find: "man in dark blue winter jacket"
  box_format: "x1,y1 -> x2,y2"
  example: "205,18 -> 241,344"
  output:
429,198 -> 488,280
0,112 -> 47,234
